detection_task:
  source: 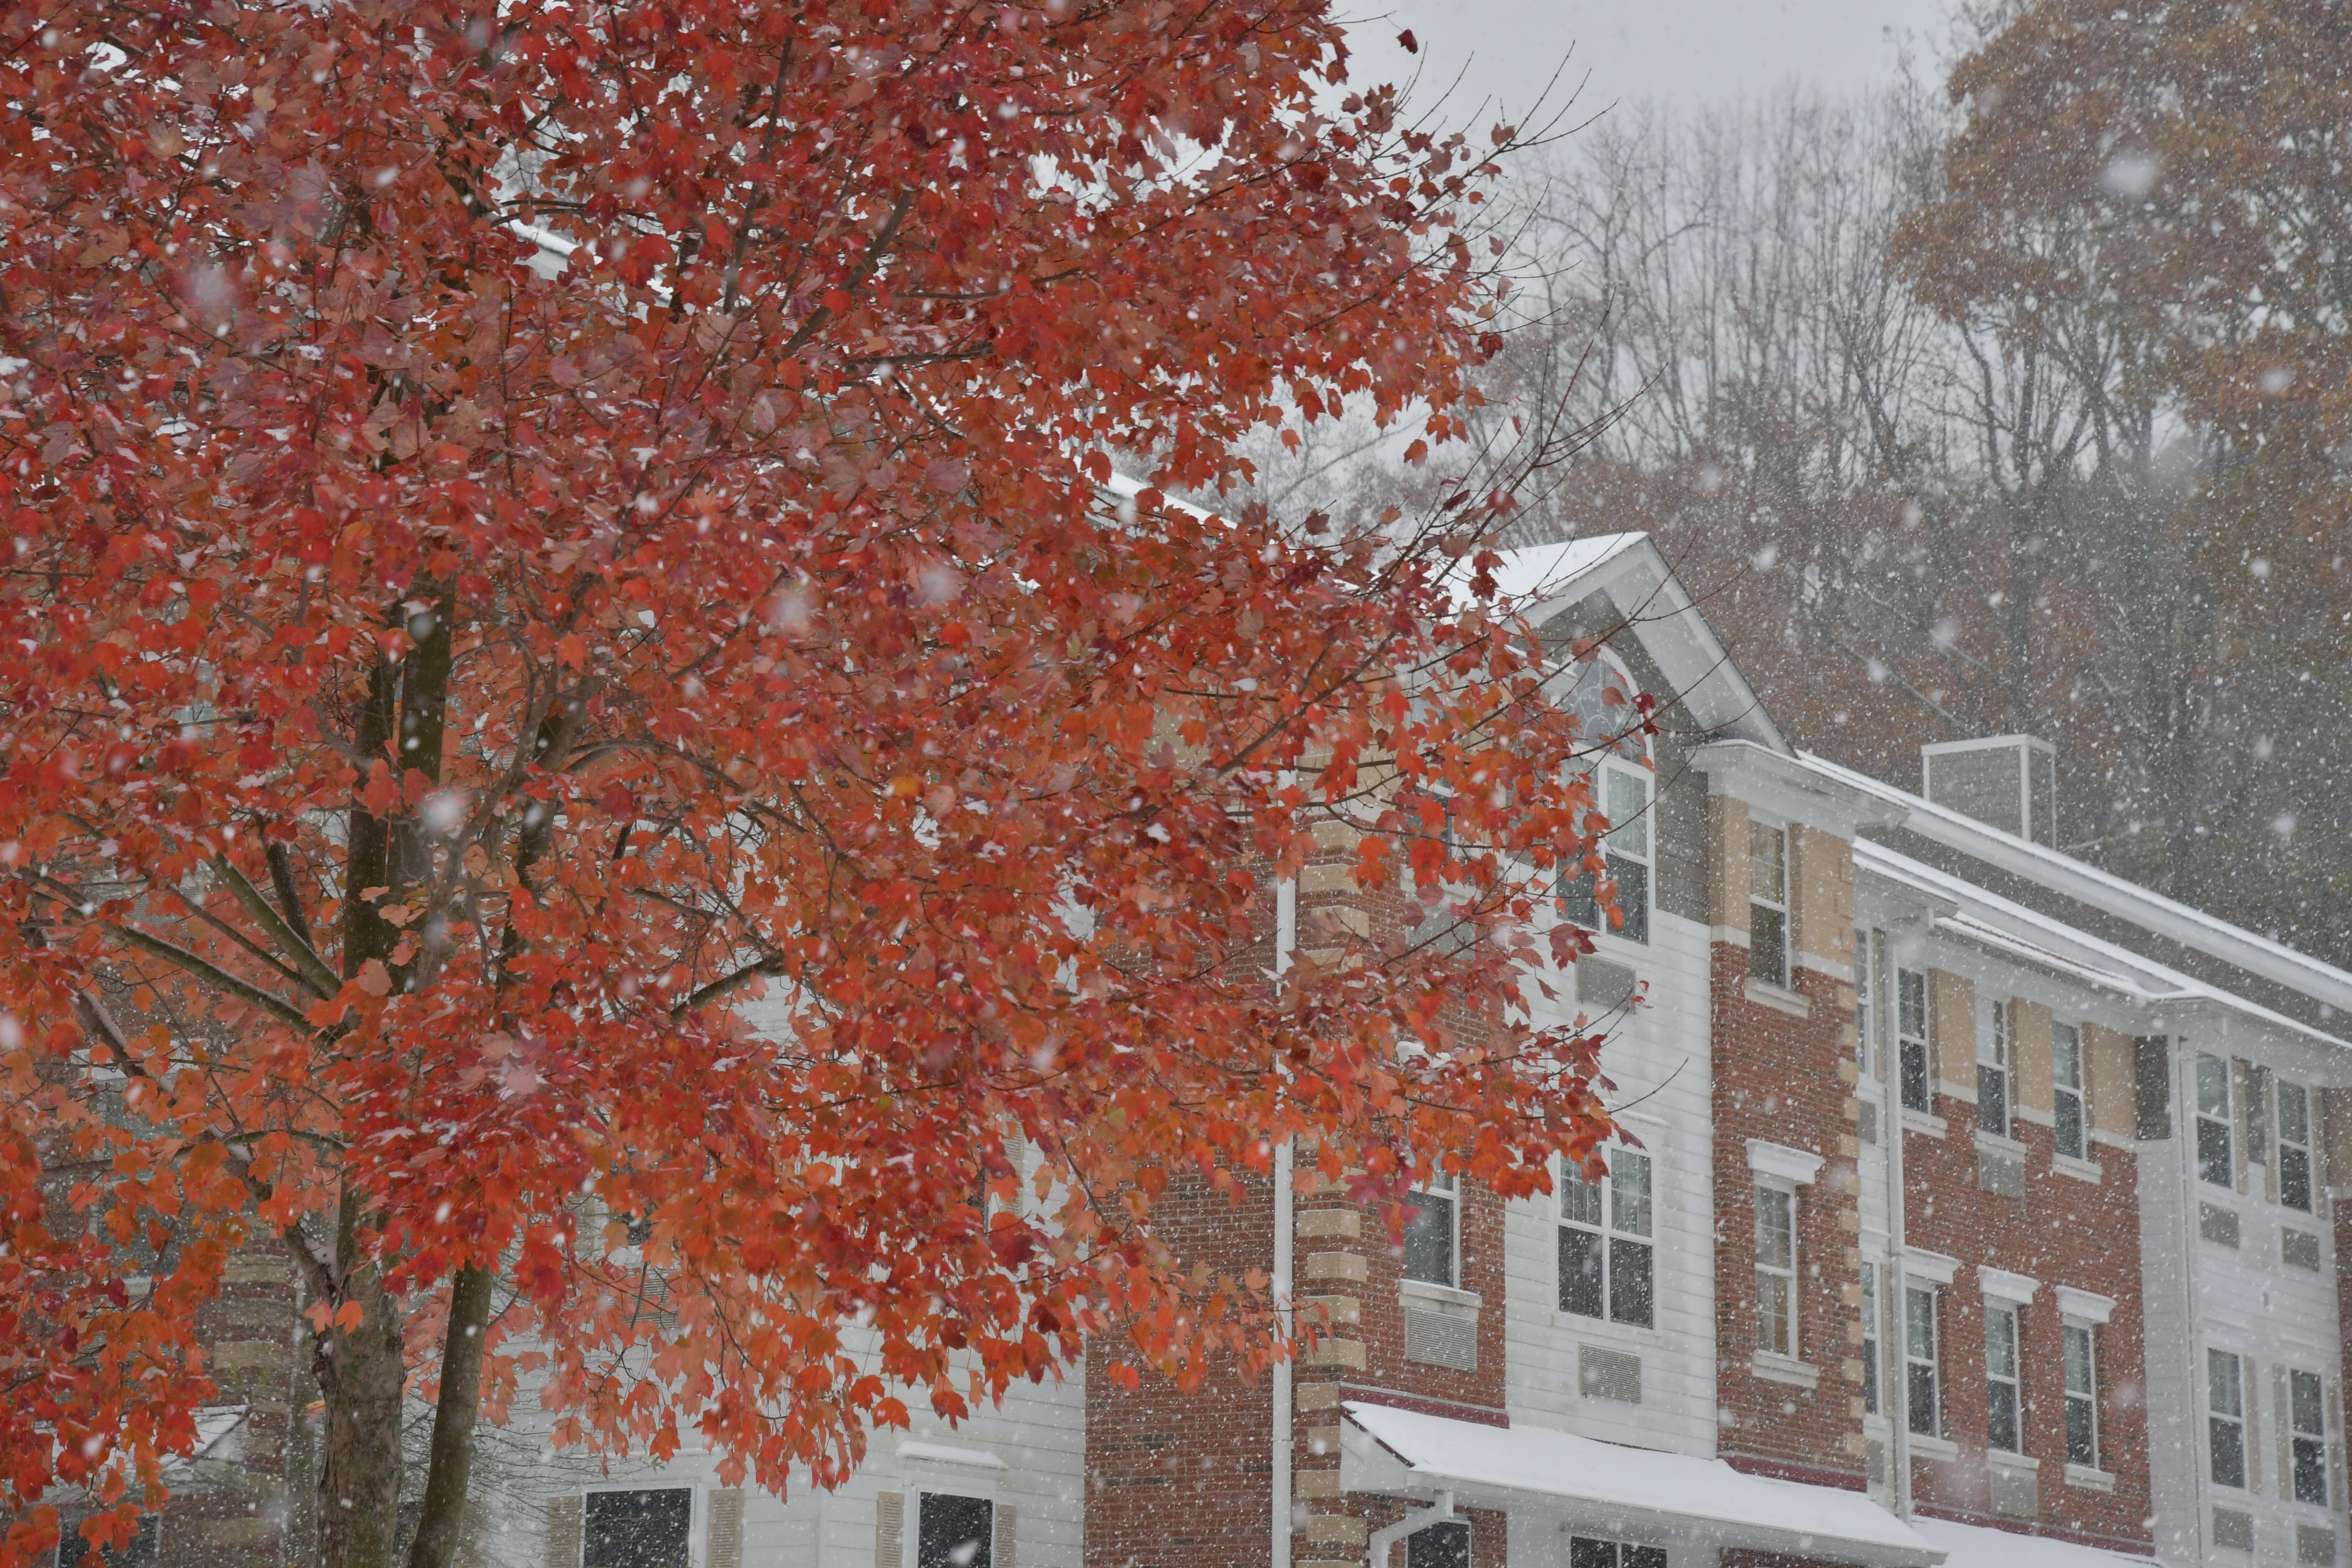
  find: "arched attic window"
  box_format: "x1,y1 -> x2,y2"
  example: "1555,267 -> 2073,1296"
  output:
1557,649 -> 1653,945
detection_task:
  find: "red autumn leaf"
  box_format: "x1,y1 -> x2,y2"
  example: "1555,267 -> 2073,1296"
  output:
0,4 -> 1606,1563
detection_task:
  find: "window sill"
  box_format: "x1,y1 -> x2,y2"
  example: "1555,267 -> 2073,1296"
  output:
1547,1309 -> 1657,1337
1900,1108 -> 1947,1140
2064,1464 -> 2115,1493
1906,1434 -> 1959,1462
1398,1279 -> 1481,1318
1973,1128 -> 2028,1159
1987,1450 -> 2040,1473
1751,1352 -> 1819,1390
2052,1153 -> 2103,1184
1743,978 -> 1811,1018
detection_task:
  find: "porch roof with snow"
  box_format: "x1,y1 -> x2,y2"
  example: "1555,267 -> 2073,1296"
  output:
1341,1402 -> 1940,1568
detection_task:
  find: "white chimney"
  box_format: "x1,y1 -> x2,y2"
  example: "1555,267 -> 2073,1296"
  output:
1920,735 -> 2057,848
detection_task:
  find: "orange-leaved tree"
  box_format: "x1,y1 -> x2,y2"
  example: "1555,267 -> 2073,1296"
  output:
0,5 -> 1627,1567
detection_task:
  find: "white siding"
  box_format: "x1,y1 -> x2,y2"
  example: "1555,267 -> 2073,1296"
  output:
1505,904 -> 1720,1456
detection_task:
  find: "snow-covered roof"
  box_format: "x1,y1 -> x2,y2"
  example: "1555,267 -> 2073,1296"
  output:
1855,837 -> 2352,1053
1443,533 -> 1650,611
1802,750 -> 2352,1019
1342,1402 -> 1937,1567
1910,1516 -> 2152,1568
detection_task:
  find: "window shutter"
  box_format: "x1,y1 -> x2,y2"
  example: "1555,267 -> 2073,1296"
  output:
992,1502 -> 1018,1568
2277,1366 -> 2294,1504
2245,1356 -> 2264,1493
2133,1037 -> 2171,1139
875,1491 -> 904,1568
2330,1379 -> 2346,1512
707,1489 -> 744,1568
2232,1059 -> 2257,1192
544,1496 -> 583,1568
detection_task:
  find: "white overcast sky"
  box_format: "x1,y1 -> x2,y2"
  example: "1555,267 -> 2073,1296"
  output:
1345,0 -> 1960,121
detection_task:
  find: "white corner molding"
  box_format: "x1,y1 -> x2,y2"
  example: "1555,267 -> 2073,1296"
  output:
2054,1286 -> 2117,1325
1747,1139 -> 1824,1186
1977,1266 -> 2039,1305
1903,1249 -> 1960,1286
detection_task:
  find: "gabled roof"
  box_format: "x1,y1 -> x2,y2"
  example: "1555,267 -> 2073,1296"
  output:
1807,750 -> 2352,1021
1472,532 -> 1787,754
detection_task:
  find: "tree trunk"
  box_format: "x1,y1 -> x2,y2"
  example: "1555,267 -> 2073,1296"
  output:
404,1266 -> 496,1568
316,1193 -> 408,1568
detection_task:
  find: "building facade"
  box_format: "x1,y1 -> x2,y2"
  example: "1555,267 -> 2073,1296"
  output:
122,533 -> 2352,1568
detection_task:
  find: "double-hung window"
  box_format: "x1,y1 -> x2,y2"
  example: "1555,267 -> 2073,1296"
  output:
2195,1054 -> 2234,1188
2278,1080 -> 2314,1212
2052,1022 -> 2087,1160
2208,1348 -> 2248,1489
1897,970 -> 1930,1113
585,1489 -> 693,1568
1558,1149 -> 1654,1327
1977,997 -> 2011,1137
917,1494 -> 996,1568
1984,1304 -> 2022,1452
2291,1369 -> 2331,1505
1860,1263 -> 1881,1416
2063,1321 -> 2099,1469
1408,1522 -> 1472,1568
1754,1185 -> 1797,1356
1749,823 -> 1789,986
1569,1538 -> 1666,1568
1563,764 -> 1651,944
1905,1287 -> 1940,1437
1402,1173 -> 1458,1288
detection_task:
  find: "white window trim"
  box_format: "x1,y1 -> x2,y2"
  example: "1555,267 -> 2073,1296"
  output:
2054,1286 -> 2115,1324
1747,1139 -> 1823,1186
1984,1300 -> 2024,1454
2061,1319 -> 2102,1473
1557,1147 -> 1656,1328
577,1484 -> 702,1568
2207,1345 -> 2250,1493
1748,820 -> 1791,988
1753,1179 -> 1800,1359
1405,1173 -> 1461,1290
2194,1052 -> 2235,1189
1904,1284 -> 1943,1441
1977,1265 -> 2039,1306
1895,968 -> 1931,1113
1903,1249 -> 1960,1287
2051,1021 -> 2088,1159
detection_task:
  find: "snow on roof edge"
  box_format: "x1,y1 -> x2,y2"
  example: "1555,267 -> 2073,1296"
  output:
1856,838 -> 2352,1053
1802,749 -> 2352,1017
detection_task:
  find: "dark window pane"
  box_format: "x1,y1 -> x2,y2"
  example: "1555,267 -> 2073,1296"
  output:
2210,1418 -> 2246,1489
2281,1147 -> 2312,1211
1626,1549 -> 1667,1568
917,1494 -> 994,1568
2054,1092 -> 2083,1160
1908,1365 -> 1938,1437
1977,1065 -> 2007,1135
1861,1341 -> 1879,1414
2066,1396 -> 2096,1467
1987,1383 -> 2018,1452
1608,1238 -> 1653,1328
585,1490 -> 691,1568
1402,1190 -> 1455,1287
1558,1226 -> 1604,1318
1569,1538 -> 1619,1568
1749,906 -> 1786,985
2293,1437 -> 2328,1505
2197,1118 -> 2232,1187
1900,1041 -> 1930,1113
1561,868 -> 1598,928
1607,854 -> 1649,945
1407,1522 -> 1470,1568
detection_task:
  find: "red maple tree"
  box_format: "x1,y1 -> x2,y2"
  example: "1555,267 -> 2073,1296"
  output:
0,5 -> 1623,1565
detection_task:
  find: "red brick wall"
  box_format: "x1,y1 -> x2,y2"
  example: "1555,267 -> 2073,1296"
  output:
1900,1088 -> 2151,1551
1711,943 -> 1868,1489
1084,1173 -> 1276,1568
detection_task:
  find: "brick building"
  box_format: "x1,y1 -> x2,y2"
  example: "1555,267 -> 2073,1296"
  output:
139,525 -> 2352,1568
